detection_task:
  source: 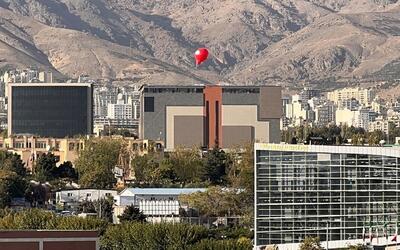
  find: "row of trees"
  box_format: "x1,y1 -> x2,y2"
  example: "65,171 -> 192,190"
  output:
0,148 -> 79,209
101,222 -> 252,250
0,209 -> 252,250
72,138 -> 255,222
73,137 -> 253,193
282,124 -> 391,146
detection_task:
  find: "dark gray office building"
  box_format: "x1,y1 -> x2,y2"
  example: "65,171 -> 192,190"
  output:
255,143 -> 400,249
8,83 -> 93,138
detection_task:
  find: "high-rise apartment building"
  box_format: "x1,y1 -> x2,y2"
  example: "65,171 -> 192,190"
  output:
140,85 -> 282,150
8,83 -> 93,138
255,143 -> 400,249
327,87 -> 375,107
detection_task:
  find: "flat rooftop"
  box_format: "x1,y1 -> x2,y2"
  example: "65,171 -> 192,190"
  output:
255,143 -> 400,158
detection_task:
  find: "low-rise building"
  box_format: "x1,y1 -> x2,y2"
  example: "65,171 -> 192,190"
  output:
55,189 -> 117,211
0,231 -> 99,250
0,136 -> 85,170
0,136 -> 164,172
113,188 -> 206,223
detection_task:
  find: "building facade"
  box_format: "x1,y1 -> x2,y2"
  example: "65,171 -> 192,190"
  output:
8,83 -> 93,138
255,143 -> 400,248
56,189 -> 117,211
0,136 -> 85,170
0,231 -> 99,250
113,188 -> 206,223
140,85 -> 282,150
327,87 -> 375,107
314,102 -> 336,126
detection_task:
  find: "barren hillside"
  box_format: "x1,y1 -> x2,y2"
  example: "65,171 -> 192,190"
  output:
0,0 -> 399,86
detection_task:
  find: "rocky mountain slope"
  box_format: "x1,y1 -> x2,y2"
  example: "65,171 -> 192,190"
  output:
0,0 -> 399,86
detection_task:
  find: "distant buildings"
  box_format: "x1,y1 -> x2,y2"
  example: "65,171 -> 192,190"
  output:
327,87 -> 375,107
314,102 -> 336,126
107,94 -> 134,120
93,85 -> 140,135
336,107 -> 376,130
255,143 -> 400,249
282,86 -> 395,133
140,85 -> 282,150
8,83 -> 93,138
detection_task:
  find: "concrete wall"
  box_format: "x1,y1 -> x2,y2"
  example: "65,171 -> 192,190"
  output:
174,116 -> 204,148
141,90 -> 203,143
0,231 -> 99,250
166,106 -> 204,150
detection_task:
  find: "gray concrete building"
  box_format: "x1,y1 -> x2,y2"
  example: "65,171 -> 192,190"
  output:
139,85 -> 282,150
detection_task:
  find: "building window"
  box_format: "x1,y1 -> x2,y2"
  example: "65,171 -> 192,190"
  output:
144,97 -> 154,112
35,142 -> 46,148
86,193 -> 91,197
14,142 -> 24,148
67,193 -> 73,197
69,143 -> 75,151
105,193 -> 111,197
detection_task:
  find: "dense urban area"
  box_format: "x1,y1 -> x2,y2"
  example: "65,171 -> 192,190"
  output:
0,67 -> 399,250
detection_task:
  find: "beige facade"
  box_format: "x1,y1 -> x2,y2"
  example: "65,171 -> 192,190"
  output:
165,106 -> 203,150
327,87 -> 374,106
0,136 -> 85,170
0,136 -> 164,172
221,105 -> 270,144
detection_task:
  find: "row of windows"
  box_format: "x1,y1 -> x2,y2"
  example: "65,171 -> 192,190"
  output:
144,88 -> 203,93
256,150 -> 400,245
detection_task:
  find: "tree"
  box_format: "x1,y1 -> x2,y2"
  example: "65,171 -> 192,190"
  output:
227,144 -> 254,198
168,147 -> 204,186
101,222 -> 209,250
53,161 -> 78,181
76,138 -> 122,189
348,244 -> 368,250
367,130 -> 385,146
191,238 -> 252,250
0,152 -> 28,208
180,186 -> 244,217
78,197 -> 114,222
0,209 -> 108,233
203,146 -> 228,184
0,170 -> 26,208
33,153 -> 58,182
0,151 -> 26,177
118,205 -> 146,223
299,236 -> 323,250
131,154 -> 167,185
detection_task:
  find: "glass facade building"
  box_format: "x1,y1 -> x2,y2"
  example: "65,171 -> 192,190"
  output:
255,144 -> 400,247
8,83 -> 93,138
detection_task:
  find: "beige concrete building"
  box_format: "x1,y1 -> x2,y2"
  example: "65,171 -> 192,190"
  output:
0,136 -> 85,170
327,87 -> 375,106
336,108 -> 372,130
0,136 -> 164,172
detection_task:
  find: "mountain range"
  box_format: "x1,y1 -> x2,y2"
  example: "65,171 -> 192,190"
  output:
0,0 -> 400,87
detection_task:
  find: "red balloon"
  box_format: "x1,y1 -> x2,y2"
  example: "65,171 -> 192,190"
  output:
194,48 -> 209,65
